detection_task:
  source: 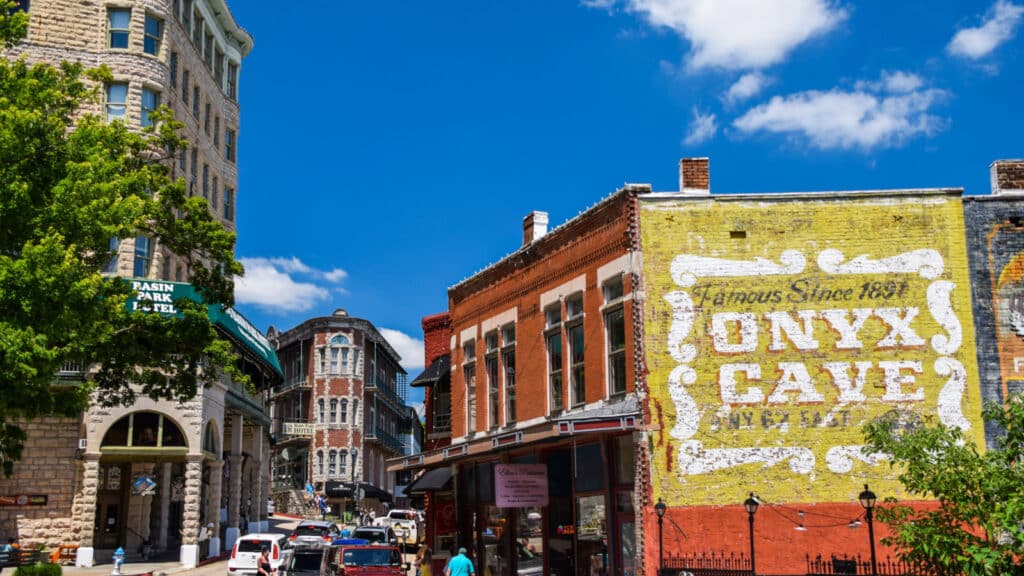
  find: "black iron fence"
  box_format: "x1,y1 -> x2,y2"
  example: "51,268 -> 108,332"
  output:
659,551 -> 753,576
653,552 -> 936,576
805,554 -> 932,576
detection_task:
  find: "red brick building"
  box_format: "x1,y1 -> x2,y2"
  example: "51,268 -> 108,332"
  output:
270,309 -> 410,516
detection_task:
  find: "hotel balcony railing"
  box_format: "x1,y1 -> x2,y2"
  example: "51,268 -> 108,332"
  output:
432,412 -> 451,434
273,373 -> 311,397
56,360 -> 86,381
365,426 -> 404,453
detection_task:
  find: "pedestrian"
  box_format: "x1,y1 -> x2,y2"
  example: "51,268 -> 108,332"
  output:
257,548 -> 274,576
444,547 -> 474,576
318,495 -> 327,520
305,482 -> 314,507
414,545 -> 432,576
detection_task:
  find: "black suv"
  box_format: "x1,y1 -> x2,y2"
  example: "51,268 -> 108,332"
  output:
287,548 -> 328,576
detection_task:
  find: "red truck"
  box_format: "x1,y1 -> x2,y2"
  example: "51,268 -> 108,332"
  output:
322,540 -> 410,576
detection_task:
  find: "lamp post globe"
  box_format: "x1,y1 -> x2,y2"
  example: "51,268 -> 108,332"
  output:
744,493 -> 759,575
858,484 -> 879,576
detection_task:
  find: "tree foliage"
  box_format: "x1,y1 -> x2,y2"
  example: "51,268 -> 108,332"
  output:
0,4 -> 245,475
863,400 -> 1024,576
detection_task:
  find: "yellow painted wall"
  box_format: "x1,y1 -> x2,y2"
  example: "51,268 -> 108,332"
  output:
640,194 -> 985,505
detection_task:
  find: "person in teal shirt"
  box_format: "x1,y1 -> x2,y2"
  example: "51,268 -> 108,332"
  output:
444,548 -> 474,576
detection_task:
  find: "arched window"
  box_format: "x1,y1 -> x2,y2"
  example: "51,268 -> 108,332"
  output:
327,334 -> 355,374
318,399 -> 325,423
328,450 -> 337,477
340,400 -> 348,423
101,411 -> 187,450
329,399 -> 338,423
316,450 -> 324,476
339,450 -> 348,476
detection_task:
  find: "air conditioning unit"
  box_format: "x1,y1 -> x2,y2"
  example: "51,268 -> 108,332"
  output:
78,439 -> 88,450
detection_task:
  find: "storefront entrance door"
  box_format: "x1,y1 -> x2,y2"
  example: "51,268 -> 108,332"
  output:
95,493 -> 123,549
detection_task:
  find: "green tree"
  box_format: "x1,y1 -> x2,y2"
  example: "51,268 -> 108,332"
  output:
0,4 -> 245,475
863,400 -> 1024,575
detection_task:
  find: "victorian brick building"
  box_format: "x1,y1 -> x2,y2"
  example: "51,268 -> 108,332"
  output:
400,159 -> 1023,576
269,310 -> 413,517
0,1 -> 271,569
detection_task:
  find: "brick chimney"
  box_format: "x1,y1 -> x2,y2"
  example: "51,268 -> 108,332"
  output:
523,211 -> 548,245
991,160 -> 1024,195
679,157 -> 710,195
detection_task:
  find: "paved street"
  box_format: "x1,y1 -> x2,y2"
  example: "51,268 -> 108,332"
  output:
60,515 -> 417,576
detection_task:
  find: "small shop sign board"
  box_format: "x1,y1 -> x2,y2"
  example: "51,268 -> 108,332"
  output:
0,495 -> 47,506
283,422 -> 316,436
495,464 -> 548,507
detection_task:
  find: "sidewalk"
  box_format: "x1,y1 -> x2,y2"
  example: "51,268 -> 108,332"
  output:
61,555 -> 228,576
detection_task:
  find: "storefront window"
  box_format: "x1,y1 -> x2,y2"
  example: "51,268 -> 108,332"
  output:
484,506 -> 511,576
614,436 -> 634,485
516,507 -> 545,576
575,443 -> 604,493
578,495 -> 608,576
621,521 -> 636,576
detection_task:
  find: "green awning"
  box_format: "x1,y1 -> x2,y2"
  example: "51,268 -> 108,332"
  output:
124,279 -> 282,377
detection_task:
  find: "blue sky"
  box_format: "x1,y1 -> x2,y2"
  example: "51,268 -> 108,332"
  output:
227,1 -> 1024,409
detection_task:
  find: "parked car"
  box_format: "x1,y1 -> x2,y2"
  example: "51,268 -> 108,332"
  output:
324,541 -> 408,576
227,533 -> 293,576
351,525 -> 398,547
289,520 -> 341,549
287,547 -> 328,576
375,508 -> 423,549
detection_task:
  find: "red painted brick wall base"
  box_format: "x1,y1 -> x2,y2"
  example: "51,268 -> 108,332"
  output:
644,501 -> 935,575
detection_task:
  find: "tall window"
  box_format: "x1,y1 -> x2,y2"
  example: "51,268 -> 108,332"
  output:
339,450 -> 348,476
191,85 -> 200,118
353,400 -> 359,426
567,293 -> 585,406
223,187 -> 234,221
141,88 -> 159,127
463,340 -> 476,433
328,450 -> 337,477
181,70 -> 190,105
485,332 -> 499,430
329,399 -> 338,424
502,324 -> 516,424
211,176 -> 218,209
213,117 -> 220,147
214,47 -> 224,85
225,129 -> 236,162
108,8 -> 130,49
201,164 -> 208,198
204,101 -> 211,133
328,334 -> 350,374
226,62 -> 238,99
316,451 -> 323,476
604,276 -> 627,396
545,304 -> 563,413
143,15 -> 162,55
133,236 -> 152,277
105,83 -> 127,123
170,52 -> 178,88
318,399 -> 325,423
102,237 -> 119,274
189,148 -> 198,191
340,400 -> 348,423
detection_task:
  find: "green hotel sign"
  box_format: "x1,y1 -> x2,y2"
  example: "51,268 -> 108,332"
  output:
126,279 -> 282,377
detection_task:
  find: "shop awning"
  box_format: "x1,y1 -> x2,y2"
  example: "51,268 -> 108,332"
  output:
361,484 -> 393,503
405,467 -> 452,494
123,279 -> 283,378
410,354 -> 449,387
324,481 -> 353,498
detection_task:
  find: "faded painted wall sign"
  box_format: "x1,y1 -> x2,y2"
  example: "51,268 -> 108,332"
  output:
640,195 -> 986,504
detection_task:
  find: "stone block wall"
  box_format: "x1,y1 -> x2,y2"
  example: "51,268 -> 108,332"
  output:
0,417 -> 80,549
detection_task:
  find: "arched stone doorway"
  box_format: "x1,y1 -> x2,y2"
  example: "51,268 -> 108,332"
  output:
95,411 -> 188,556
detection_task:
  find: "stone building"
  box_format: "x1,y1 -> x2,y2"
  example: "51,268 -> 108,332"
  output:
269,310 -> 413,519
399,159 -> 1018,576
0,0 -> 267,569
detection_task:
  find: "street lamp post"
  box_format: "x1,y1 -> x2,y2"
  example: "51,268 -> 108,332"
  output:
744,493 -> 759,576
858,484 -> 878,576
654,498 -> 667,575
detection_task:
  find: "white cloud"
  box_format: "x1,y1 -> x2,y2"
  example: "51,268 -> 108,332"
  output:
948,1 -> 1024,59
683,107 -> 718,145
379,328 -> 425,373
725,72 -> 769,103
733,79 -> 947,150
610,0 -> 846,71
235,257 -> 331,313
323,268 -> 348,283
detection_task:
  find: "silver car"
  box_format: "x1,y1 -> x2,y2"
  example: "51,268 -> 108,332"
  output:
288,520 -> 340,549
